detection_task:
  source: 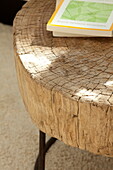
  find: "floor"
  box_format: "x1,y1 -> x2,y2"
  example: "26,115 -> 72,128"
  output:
1,23 -> 113,170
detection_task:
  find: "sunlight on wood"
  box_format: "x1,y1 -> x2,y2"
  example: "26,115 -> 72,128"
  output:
20,54 -> 51,71
104,81 -> 113,87
75,89 -> 98,100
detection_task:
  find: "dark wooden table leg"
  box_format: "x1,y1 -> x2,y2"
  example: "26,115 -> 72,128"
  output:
34,130 -> 57,170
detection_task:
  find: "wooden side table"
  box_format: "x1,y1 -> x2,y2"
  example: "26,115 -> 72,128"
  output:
13,0 -> 113,169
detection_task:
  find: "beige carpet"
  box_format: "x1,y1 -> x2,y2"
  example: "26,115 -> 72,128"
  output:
1,23 -> 113,170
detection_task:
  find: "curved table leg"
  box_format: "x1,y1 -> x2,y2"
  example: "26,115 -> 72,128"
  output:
34,130 -> 57,170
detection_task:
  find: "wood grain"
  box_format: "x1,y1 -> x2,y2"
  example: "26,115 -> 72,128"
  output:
13,0 -> 113,156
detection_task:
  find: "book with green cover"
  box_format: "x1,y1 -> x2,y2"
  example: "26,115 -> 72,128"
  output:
53,0 -> 92,37
47,0 -> 113,37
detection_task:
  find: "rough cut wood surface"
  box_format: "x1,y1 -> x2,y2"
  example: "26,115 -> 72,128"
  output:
13,0 -> 113,156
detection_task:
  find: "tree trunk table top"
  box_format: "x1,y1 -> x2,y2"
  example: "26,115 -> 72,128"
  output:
13,0 -> 113,157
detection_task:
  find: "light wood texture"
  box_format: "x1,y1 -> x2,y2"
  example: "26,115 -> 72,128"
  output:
13,0 -> 113,156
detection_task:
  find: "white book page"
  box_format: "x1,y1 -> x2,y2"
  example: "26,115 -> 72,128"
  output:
56,0 -> 61,8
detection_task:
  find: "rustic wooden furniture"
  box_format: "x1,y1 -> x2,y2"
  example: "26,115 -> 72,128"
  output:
13,0 -> 113,169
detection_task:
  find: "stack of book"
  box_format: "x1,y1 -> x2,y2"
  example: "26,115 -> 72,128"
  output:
47,0 -> 113,37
